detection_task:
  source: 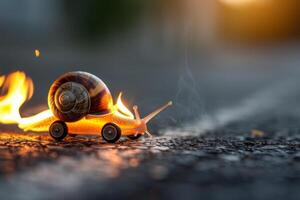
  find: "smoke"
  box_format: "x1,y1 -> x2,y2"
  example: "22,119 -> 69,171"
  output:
163,78 -> 299,136
173,66 -> 204,122
163,22 -> 300,136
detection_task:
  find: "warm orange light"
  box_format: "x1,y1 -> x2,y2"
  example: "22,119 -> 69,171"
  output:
219,0 -> 271,7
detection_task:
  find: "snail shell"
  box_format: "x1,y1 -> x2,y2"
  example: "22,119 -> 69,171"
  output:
48,71 -> 113,122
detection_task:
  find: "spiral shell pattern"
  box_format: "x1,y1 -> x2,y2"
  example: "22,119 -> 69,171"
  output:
48,71 -> 113,122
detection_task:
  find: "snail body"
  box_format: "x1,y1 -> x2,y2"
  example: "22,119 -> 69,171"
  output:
48,71 -> 113,122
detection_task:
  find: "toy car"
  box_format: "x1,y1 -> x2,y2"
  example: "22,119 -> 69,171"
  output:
47,101 -> 172,143
44,71 -> 173,143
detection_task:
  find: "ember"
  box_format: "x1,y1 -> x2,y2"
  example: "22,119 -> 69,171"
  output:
34,49 -> 40,57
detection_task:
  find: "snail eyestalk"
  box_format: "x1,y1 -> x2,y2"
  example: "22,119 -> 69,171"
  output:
133,105 -> 141,121
142,101 -> 173,124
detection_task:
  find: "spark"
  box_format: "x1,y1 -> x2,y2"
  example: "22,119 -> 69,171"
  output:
35,49 -> 40,57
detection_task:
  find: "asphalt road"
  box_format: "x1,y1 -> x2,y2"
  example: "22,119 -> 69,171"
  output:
0,128 -> 300,200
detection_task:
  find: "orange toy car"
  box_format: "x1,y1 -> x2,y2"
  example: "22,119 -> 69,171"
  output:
38,71 -> 172,143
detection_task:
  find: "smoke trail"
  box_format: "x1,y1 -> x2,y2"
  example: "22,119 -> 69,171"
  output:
164,79 -> 299,136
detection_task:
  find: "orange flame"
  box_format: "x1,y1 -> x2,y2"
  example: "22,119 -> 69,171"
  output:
0,71 -> 134,132
0,71 -> 34,124
0,76 -> 5,87
114,93 -> 134,119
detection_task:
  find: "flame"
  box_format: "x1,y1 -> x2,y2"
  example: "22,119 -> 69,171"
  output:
0,76 -> 5,87
0,71 -> 34,124
19,110 -> 54,130
114,93 -> 134,119
0,71 -> 134,133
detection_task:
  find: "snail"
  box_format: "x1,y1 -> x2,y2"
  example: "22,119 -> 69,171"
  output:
48,71 -> 113,122
40,71 -> 172,142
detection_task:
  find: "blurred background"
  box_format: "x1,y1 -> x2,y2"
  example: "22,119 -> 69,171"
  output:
1,0 -> 300,134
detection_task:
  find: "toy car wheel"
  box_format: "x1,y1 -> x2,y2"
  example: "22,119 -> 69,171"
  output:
101,123 -> 121,143
49,121 -> 68,141
127,134 -> 142,140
